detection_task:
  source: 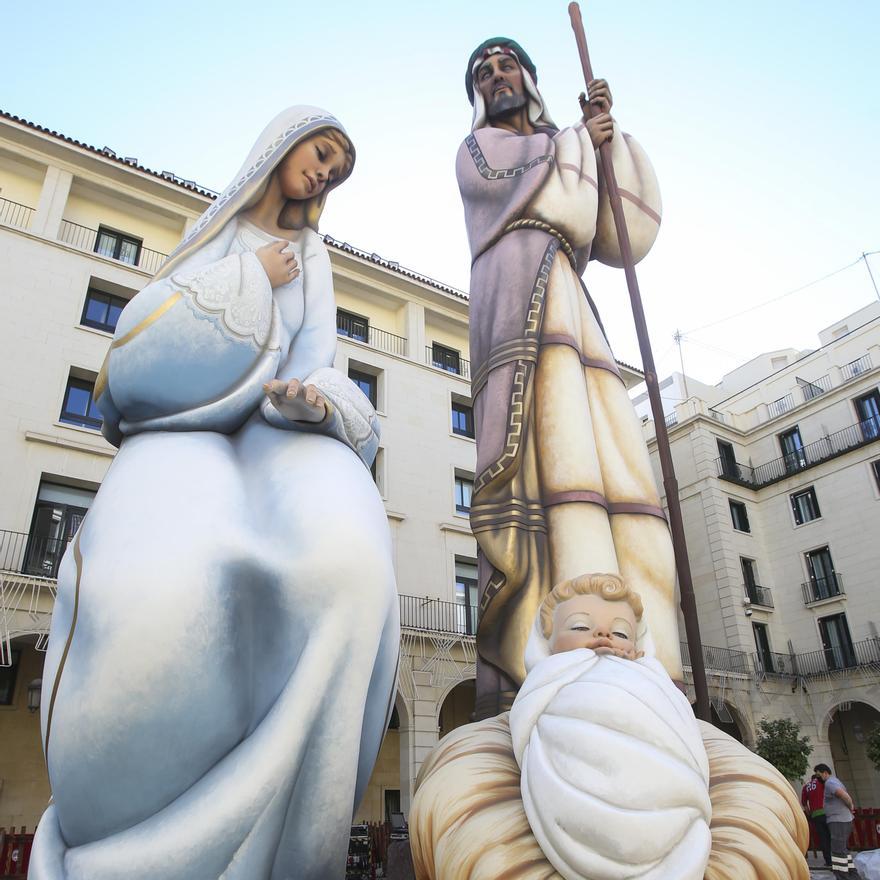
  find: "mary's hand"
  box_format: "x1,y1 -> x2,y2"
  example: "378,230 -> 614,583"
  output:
256,240 -> 300,288
264,378 -> 327,423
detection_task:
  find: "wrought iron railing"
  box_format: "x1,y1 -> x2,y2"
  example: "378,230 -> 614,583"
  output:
680,641 -> 752,675
0,529 -> 70,579
425,346 -> 471,380
797,374 -> 831,402
767,394 -> 794,419
58,219 -> 167,274
754,649 -> 798,677
0,196 -> 34,231
795,638 -> 880,675
399,594 -> 477,637
801,573 -> 845,606
842,354 -> 873,382
745,583 -> 773,608
716,416 -> 880,487
336,312 -> 407,357
664,412 -> 678,428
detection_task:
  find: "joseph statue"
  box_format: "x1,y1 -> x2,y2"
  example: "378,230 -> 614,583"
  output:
458,38 -> 678,718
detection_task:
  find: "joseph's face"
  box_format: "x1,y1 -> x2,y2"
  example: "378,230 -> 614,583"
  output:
276,133 -> 347,201
476,53 -> 527,119
550,593 -> 640,659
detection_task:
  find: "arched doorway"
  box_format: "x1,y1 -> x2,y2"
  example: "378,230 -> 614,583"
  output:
827,702 -> 880,807
438,679 -> 476,739
710,702 -> 745,743
0,634 -> 49,829
354,691 -> 406,823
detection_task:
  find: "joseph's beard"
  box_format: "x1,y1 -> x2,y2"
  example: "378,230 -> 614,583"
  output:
487,90 -> 527,121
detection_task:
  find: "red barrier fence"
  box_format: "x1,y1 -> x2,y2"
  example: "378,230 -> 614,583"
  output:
0,827 -> 33,879
809,808 -> 880,854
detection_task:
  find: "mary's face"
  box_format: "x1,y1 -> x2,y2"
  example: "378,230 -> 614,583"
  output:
277,132 -> 348,201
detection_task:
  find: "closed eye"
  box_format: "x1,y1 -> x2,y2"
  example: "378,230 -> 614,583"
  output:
571,625 -> 590,632
613,631 -> 630,639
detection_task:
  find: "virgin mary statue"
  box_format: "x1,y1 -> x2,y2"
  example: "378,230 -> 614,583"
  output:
30,106 -> 400,880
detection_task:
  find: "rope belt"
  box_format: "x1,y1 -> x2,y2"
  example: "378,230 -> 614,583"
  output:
503,218 -> 577,267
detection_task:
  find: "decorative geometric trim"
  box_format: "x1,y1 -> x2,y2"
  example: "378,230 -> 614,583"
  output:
465,133 -> 552,180
474,240 -> 556,495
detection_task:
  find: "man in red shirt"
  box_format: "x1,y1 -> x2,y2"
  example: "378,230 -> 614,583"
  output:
802,773 -> 831,868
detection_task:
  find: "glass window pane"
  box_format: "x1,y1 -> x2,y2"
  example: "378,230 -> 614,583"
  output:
95,231 -> 118,258
106,301 -> 125,330
83,292 -> 110,326
65,384 -> 91,416
118,239 -> 139,265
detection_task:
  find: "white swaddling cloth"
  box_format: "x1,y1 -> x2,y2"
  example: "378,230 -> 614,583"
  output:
509,621 -> 711,880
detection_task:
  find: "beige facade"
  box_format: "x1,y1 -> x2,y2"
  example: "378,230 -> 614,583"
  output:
639,302 -> 880,803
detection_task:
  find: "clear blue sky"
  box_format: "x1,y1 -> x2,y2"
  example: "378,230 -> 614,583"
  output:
4,1 -> 879,384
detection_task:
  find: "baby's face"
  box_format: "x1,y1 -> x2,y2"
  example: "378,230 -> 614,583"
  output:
550,593 -> 642,659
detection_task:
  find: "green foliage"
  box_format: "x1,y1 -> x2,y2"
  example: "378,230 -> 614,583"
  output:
866,726 -> 880,773
754,717 -> 812,781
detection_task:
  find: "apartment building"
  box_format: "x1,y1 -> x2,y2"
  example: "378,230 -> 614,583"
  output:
639,302 -> 880,804
0,107 -> 649,829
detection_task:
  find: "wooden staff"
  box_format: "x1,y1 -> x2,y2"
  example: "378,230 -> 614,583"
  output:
568,2 -> 711,722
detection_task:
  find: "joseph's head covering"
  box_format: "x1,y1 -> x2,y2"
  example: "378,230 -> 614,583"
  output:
465,37 -> 538,104
465,38 -> 555,132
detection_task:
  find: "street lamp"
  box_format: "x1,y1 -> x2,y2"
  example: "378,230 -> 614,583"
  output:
27,678 -> 42,713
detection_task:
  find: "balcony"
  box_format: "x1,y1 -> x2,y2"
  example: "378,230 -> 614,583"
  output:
399,594 -> 477,637
0,196 -> 34,231
680,640 -> 752,675
767,394 -> 794,419
336,312 -> 407,357
801,573 -> 845,606
797,374 -> 831,401
0,529 -> 70,580
716,416 -> 880,487
842,354 -> 873,382
664,412 -> 678,428
58,219 -> 167,274
757,638 -> 880,678
745,583 -> 774,608
425,346 -> 471,380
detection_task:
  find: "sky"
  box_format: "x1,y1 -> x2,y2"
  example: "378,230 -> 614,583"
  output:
3,0 -> 879,387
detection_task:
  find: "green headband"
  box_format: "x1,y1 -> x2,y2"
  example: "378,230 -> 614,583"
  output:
465,37 -> 538,105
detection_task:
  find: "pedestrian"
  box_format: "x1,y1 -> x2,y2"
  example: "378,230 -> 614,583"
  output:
814,763 -> 855,876
802,772 -> 831,868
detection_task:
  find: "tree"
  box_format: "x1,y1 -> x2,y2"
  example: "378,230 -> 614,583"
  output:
755,717 -> 812,781
866,726 -> 880,773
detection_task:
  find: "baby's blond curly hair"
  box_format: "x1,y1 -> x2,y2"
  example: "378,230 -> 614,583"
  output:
539,573 -> 644,640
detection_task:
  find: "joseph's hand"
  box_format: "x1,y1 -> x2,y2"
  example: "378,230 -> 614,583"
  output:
264,378 -> 327,423
585,78 -> 612,114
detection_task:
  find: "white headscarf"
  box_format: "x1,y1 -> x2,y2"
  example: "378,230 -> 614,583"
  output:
157,105 -> 354,280
470,47 -> 556,132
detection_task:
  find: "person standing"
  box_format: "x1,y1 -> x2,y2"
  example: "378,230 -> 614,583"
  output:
802,772 -> 832,867
815,763 -> 855,876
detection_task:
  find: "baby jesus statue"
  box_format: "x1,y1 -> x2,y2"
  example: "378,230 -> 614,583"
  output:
410,572 -> 810,880
509,573 -> 713,880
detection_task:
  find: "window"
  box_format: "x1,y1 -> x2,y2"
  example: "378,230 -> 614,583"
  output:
872,460 -> 880,492
60,374 -> 103,430
25,481 -> 95,578
349,368 -> 377,407
804,546 -> 840,601
454,559 -> 478,635
455,475 -> 474,514
451,399 -> 474,438
337,308 -> 369,343
81,288 -> 128,333
779,426 -> 807,473
741,557 -> 758,600
790,486 -> 820,525
729,499 -> 750,532
717,439 -> 738,479
818,613 -> 856,670
855,389 -> 880,440
384,789 -> 401,822
94,225 -> 142,266
432,342 -> 461,375
0,649 -> 20,705
752,623 -> 774,673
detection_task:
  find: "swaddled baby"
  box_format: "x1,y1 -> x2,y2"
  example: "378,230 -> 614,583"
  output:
508,573 -> 712,880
